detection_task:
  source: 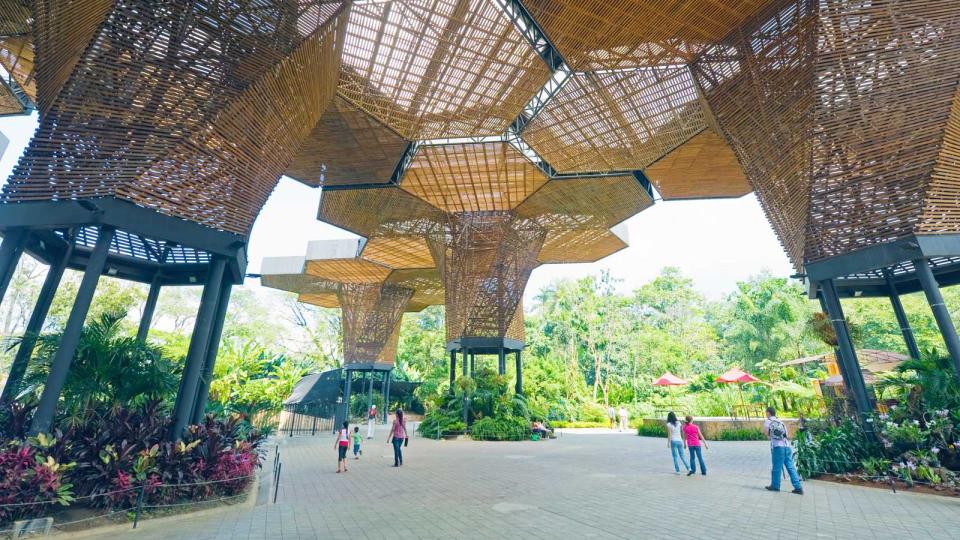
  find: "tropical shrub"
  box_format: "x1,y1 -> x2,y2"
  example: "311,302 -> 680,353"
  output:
637,423 -> 667,438
18,311 -> 180,418
0,403 -> 264,525
0,435 -> 74,524
549,421 -> 608,429
795,419 -> 878,478
715,428 -> 766,441
470,416 -> 529,441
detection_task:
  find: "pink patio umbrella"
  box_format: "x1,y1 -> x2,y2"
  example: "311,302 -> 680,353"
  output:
653,372 -> 689,411
716,367 -> 762,417
653,372 -> 689,386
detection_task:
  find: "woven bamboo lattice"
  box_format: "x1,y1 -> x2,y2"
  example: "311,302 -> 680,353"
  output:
693,0 -> 960,268
319,185 -> 444,237
337,0 -> 550,139
515,175 -> 653,232
426,212 -> 545,342
537,227 -> 628,264
0,80 -> 19,115
285,96 -> 410,186
522,0 -> 769,70
807,0 -> 960,262
261,248 -> 445,365
692,0 -> 817,268
0,0 -> 30,37
5,1 -> 348,235
339,282 -> 414,365
361,236 -> 435,270
401,142 -> 548,212
0,36 -> 35,103
644,129 -> 750,200
523,67 -> 706,174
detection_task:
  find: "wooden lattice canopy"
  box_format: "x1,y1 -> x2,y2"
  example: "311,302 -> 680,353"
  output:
260,239 -> 444,365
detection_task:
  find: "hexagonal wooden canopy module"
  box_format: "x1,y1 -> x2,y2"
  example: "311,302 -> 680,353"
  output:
304,239 -> 392,284
337,0 -> 550,140
644,129 -> 750,200
399,142 -> 549,212
284,97 -> 410,187
318,185 -> 443,238
523,67 -> 707,174
514,174 -> 654,232
537,223 -> 629,264
522,0 -> 770,70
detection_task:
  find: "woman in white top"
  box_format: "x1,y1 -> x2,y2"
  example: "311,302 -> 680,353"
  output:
666,411 -> 690,474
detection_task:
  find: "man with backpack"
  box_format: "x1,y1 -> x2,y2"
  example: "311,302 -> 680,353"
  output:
764,406 -> 803,495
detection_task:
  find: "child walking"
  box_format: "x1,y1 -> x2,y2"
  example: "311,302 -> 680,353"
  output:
352,426 -> 362,459
335,421 -> 350,473
682,415 -> 708,476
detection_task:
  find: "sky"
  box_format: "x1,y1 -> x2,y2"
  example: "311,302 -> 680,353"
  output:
0,114 -> 794,303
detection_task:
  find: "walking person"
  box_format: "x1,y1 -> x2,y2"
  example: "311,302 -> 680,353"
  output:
335,421 -> 350,473
352,426 -> 362,459
618,406 -> 629,432
607,405 -> 617,430
388,407 -> 407,467
764,406 -> 803,494
666,412 -> 690,474
682,415 -> 708,476
367,404 -> 377,439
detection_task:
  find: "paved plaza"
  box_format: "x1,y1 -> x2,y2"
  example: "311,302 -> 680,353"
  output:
96,428 -> 960,540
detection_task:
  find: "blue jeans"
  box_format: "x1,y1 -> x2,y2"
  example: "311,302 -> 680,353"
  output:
771,445 -> 802,490
689,446 -> 706,474
392,437 -> 403,466
670,440 -> 690,472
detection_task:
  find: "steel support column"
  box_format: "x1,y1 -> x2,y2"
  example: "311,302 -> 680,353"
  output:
462,350 -> 468,377
498,348 -> 506,375
449,350 -> 456,394
343,369 -> 354,423
0,238 -> 74,405
169,257 -> 226,439
820,279 -> 873,417
30,227 -> 115,435
469,351 -> 475,377
0,228 -> 27,306
136,275 -> 163,343
883,270 -> 921,360
914,258 -> 960,378
515,350 -> 522,395
382,370 -> 392,423
190,278 -> 233,424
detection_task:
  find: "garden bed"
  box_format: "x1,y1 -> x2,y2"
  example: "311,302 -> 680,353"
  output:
812,472 -> 960,498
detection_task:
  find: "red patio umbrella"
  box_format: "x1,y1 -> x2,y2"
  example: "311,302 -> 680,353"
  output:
716,367 -> 761,417
653,372 -> 688,386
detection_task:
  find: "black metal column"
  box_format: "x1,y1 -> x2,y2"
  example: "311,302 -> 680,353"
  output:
914,258 -> 960,377
883,270 -> 921,360
462,350 -> 468,377
190,277 -> 233,424
136,274 -> 163,343
820,279 -> 873,417
343,369 -> 354,422
30,227 -> 115,435
0,228 -> 27,306
498,348 -> 505,375
515,350 -> 522,395
0,239 -> 73,405
169,257 -> 226,439
469,351 -> 475,377
382,370 -> 392,423
449,350 -> 456,394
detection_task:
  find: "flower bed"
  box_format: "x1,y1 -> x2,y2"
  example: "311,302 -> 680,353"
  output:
0,403 -> 265,527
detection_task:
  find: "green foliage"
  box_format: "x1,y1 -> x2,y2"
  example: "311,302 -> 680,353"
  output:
795,420 -> 878,478
636,423 -> 667,437
20,311 -> 180,419
715,428 -> 766,441
549,420 -> 608,429
470,416 -> 530,441
208,338 -> 308,420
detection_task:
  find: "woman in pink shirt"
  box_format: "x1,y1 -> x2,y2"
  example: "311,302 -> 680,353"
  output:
682,415 -> 708,476
388,408 -> 407,467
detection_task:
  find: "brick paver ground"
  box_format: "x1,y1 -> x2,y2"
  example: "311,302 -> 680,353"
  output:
95,426 -> 960,539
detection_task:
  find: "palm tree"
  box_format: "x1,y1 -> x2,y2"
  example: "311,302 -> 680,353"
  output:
19,311 -> 180,423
